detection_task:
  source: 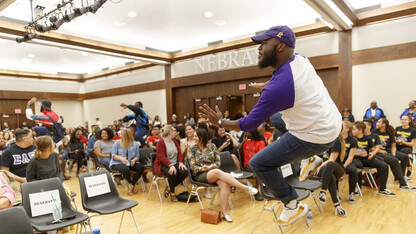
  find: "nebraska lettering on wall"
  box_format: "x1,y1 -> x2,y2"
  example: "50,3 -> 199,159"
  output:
194,47 -> 258,74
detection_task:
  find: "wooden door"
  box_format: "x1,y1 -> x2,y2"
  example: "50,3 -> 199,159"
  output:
228,96 -> 243,120
209,96 -> 227,114
193,97 -> 208,122
245,93 -> 261,113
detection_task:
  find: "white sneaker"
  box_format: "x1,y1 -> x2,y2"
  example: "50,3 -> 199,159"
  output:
277,202 -> 309,226
335,205 -> 348,217
400,185 -> 416,191
299,156 -> 323,182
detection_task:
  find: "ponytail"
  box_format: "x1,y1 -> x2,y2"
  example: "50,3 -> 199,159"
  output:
34,136 -> 54,159
339,134 -> 346,163
380,118 -> 395,136
34,148 -> 42,160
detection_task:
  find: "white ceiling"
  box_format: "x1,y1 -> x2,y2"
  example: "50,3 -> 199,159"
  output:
0,0 -> 412,75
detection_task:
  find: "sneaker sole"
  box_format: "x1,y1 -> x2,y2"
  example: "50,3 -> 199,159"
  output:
400,188 -> 416,191
277,204 -> 309,226
299,160 -> 314,182
378,193 -> 397,198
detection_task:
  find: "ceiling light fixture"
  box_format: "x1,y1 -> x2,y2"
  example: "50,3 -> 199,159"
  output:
323,0 -> 353,27
215,20 -> 226,26
16,0 -> 109,43
204,11 -> 213,18
128,11 -> 137,17
28,53 -> 35,58
81,52 -> 89,56
113,20 -> 126,27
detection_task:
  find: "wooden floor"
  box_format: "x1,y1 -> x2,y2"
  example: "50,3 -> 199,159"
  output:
64,164 -> 416,234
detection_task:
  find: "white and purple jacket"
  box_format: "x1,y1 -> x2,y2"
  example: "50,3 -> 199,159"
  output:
238,54 -> 341,144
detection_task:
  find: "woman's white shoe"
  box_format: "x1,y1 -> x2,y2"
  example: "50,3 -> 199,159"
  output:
248,187 -> 258,195
223,214 -> 233,222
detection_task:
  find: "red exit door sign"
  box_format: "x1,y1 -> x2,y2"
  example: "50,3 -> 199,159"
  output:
239,84 -> 246,90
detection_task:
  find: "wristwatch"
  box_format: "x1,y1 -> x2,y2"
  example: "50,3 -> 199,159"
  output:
218,118 -> 226,127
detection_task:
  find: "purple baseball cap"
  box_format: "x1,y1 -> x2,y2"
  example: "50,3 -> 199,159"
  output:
251,25 -> 296,48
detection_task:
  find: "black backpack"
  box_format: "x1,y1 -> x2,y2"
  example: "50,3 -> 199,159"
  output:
45,114 -> 64,143
176,191 -> 199,203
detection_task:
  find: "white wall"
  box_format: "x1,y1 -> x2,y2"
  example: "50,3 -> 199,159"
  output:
352,16 -> 416,51
0,76 -> 82,93
83,89 -> 167,129
296,31 -> 339,57
83,65 -> 164,93
352,57 -> 416,127
31,100 -> 84,128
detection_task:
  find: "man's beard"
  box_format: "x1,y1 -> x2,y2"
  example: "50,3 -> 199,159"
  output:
258,44 -> 277,69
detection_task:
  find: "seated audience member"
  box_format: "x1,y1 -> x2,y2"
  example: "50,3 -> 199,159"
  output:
129,124 -> 146,148
400,100 -> 416,121
188,129 -> 258,222
68,128 -> 86,175
174,125 -> 185,146
238,130 -> 266,201
268,129 -> 283,145
86,126 -> 100,158
2,122 -> 11,131
112,129 -> 121,140
257,122 -> 273,143
373,118 -> 409,178
154,125 -> 187,202
170,114 -> 179,126
93,128 -> 114,170
315,129 -> 350,216
0,173 -> 15,210
363,100 -> 385,129
20,121 -> 30,129
3,131 -> 11,142
26,136 -> 62,182
364,120 -> 415,190
395,115 -> 416,178
223,110 -> 231,120
0,129 -> 36,183
180,125 -> 196,156
332,121 -> 360,203
147,125 -> 162,150
0,139 -> 7,156
211,127 -> 240,171
185,113 -> 196,126
152,115 -> 162,127
110,129 -> 145,196
342,107 -> 355,122
353,121 -> 395,197
197,122 -> 212,140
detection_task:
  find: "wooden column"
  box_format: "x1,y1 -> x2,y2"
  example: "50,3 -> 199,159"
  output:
338,30 -> 352,112
164,65 -> 174,121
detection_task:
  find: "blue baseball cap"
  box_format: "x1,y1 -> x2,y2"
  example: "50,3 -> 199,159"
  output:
251,25 -> 296,48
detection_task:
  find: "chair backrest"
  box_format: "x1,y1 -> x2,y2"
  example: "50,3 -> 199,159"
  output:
150,152 -> 160,176
139,148 -> 154,166
219,151 -> 238,173
21,177 -> 75,219
0,206 -> 34,234
184,158 -> 198,184
77,170 -> 120,212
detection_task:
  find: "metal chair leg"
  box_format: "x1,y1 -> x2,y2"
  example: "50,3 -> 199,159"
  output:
368,171 -> 378,190
356,182 -> 363,197
251,200 -> 268,234
311,191 -> 323,215
117,210 -> 125,234
147,176 -> 156,199
130,209 -> 141,234
365,172 -> 374,189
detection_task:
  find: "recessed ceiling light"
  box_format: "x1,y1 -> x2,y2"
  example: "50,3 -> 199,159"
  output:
204,11 -> 213,18
28,53 -> 35,58
128,11 -> 137,17
113,20 -> 126,27
21,58 -> 31,63
81,52 -> 88,56
215,20 -> 226,26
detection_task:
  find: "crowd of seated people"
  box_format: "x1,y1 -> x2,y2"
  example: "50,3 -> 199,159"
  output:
0,99 -> 415,231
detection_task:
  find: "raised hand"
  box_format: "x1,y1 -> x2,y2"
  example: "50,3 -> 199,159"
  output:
198,104 -> 223,126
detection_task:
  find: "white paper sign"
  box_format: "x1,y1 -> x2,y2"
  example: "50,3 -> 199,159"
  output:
84,173 -> 111,198
29,189 -> 61,217
281,164 -> 293,178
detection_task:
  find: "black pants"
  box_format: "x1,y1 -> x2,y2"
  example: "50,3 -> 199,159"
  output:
69,151 -> 85,173
375,153 -> 406,186
161,164 -> 188,193
388,149 -> 409,175
318,161 -> 344,203
357,157 -> 388,191
111,163 -> 145,185
344,159 -> 362,194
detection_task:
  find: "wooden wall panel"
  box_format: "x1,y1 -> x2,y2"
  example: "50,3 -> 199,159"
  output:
83,80 -> 166,99
338,30 -> 352,111
0,90 -> 83,100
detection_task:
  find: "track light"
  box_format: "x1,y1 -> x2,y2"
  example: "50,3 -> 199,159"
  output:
16,33 -> 40,44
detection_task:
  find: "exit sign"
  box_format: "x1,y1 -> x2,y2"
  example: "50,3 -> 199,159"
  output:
239,84 -> 246,90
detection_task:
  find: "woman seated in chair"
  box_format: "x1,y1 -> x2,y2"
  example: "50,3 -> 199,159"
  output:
68,128 -> 86,175
94,128 -> 115,170
27,136 -> 63,182
154,125 -> 188,202
315,122 -> 352,217
110,129 -> 145,196
238,129 -> 266,201
188,129 -> 258,222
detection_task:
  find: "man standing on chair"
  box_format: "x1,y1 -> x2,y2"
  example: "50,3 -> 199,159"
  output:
199,25 -> 341,226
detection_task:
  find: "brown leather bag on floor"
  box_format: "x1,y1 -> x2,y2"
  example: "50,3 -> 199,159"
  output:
201,209 -> 222,224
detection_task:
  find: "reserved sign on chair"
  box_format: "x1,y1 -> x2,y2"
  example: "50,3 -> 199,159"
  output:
29,189 -> 61,217
84,173 -> 111,197
281,164 -> 293,178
